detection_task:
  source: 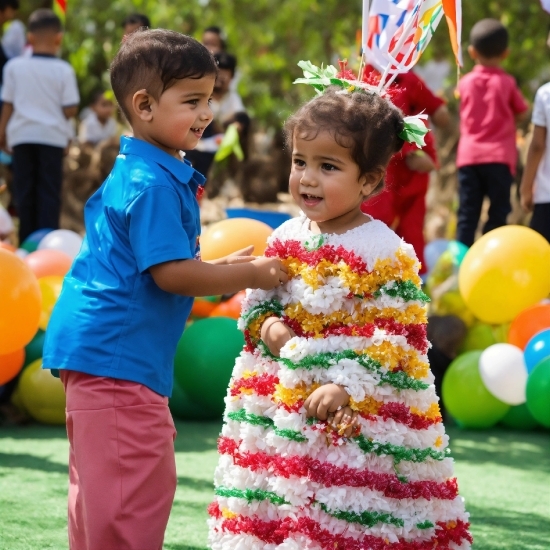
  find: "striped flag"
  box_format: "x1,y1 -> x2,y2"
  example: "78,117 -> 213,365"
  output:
53,0 -> 66,23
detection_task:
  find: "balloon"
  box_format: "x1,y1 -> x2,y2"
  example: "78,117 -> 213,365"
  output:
210,291 -> 246,320
459,322 -> 508,353
479,344 -> 528,405
20,228 -> 55,253
174,317 -> 244,416
508,304 -> 550,350
442,351 -> 510,428
430,289 -> 475,328
500,403 -> 540,430
458,226 -> 550,324
524,329 -> 550,374
200,218 -> 273,261
25,249 -> 72,279
0,348 -> 25,385
169,377 -> 220,420
0,204 -> 14,235
190,295 -> 221,319
37,229 -> 83,259
0,241 -> 15,253
424,239 -> 449,273
0,249 -> 41,354
18,359 -> 66,424
15,248 -> 29,259
24,330 -> 46,368
37,276 -> 64,330
526,358 -> 550,428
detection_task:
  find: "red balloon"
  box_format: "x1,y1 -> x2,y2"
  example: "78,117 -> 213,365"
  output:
508,303 -> 550,350
25,249 -> 72,279
0,348 -> 25,385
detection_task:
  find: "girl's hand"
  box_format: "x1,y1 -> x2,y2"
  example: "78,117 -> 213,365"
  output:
304,383 -> 350,421
326,406 -> 360,438
261,316 -> 296,357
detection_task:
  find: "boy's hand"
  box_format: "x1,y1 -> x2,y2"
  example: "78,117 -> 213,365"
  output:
260,316 -> 296,357
405,151 -> 435,173
304,384 -> 350,421
326,406 -> 360,438
250,257 -> 287,290
214,245 -> 256,266
520,186 -> 534,213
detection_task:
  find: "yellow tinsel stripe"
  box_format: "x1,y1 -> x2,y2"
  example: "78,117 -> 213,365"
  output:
411,402 -> 441,421
273,382 -> 321,407
221,508 -> 238,519
363,341 -> 429,379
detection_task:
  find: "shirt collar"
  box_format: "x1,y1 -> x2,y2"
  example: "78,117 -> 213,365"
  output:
473,64 -> 505,75
119,136 -> 206,191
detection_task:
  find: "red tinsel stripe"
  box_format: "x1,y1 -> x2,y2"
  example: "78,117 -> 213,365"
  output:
362,401 -> 441,430
231,373 -> 279,397
218,437 -> 458,500
265,239 -> 369,273
213,513 -> 472,549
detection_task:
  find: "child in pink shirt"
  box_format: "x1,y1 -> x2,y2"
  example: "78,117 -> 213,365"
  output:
456,19 -> 528,246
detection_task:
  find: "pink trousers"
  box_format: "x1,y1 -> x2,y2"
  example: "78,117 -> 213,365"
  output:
61,371 -> 177,550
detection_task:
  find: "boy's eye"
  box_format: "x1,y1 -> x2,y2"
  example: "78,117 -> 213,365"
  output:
322,163 -> 338,171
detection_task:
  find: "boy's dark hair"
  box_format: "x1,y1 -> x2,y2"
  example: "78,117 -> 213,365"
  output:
470,18 -> 508,58
28,8 -> 62,33
110,29 -> 217,121
284,87 -> 404,194
214,51 -> 236,76
0,0 -> 19,11
90,89 -> 109,105
122,13 -> 150,29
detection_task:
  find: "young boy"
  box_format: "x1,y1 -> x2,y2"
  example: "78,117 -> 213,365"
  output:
520,82 -> 550,242
78,90 -> 117,145
42,29 -> 286,550
456,18 -> 528,247
0,8 -> 79,244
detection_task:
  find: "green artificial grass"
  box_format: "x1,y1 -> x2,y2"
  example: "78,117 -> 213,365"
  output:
0,421 -> 549,549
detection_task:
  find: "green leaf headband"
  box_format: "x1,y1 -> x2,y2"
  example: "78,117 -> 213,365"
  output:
294,60 -> 429,148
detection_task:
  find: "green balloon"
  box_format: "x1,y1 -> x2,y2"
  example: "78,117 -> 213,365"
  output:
24,330 -> 46,368
442,351 -> 510,428
459,323 -> 496,353
169,378 -> 220,421
20,240 -> 38,253
526,358 -> 550,428
500,403 -> 540,430
174,317 -> 244,416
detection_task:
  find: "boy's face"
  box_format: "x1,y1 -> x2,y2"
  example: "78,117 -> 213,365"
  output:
92,95 -> 115,123
140,75 -> 215,154
202,31 -> 223,54
214,68 -> 233,95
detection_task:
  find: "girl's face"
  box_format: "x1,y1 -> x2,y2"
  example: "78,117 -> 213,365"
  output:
289,130 -> 381,235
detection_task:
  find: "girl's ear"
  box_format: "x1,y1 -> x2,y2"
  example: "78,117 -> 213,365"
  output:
360,169 -> 384,198
131,89 -> 154,122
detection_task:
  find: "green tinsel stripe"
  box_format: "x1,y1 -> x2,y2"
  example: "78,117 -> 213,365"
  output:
227,409 -> 306,442
241,299 -> 284,330
416,520 -> 435,529
318,502 -> 404,528
216,486 -> 289,506
258,342 -> 428,392
373,280 -> 430,303
354,433 -> 449,464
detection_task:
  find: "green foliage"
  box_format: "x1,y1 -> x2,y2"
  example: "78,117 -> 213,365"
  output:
32,1 -> 550,125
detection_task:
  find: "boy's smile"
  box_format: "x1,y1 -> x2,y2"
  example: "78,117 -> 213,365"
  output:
132,75 -> 216,157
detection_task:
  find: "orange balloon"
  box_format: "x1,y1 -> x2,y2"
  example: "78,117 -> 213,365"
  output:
191,297 -> 220,318
0,249 -> 41,354
0,348 -> 25,385
0,242 -> 15,253
25,249 -> 72,279
210,291 -> 246,319
508,303 -> 550,350
200,218 -> 273,261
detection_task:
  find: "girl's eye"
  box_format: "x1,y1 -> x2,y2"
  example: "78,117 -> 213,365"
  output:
293,159 -> 305,167
322,163 -> 337,171
187,99 -> 199,105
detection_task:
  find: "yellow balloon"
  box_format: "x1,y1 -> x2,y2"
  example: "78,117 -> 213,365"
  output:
18,359 -> 66,424
0,249 -> 41,354
200,218 -> 273,261
458,226 -> 550,324
38,275 -> 64,330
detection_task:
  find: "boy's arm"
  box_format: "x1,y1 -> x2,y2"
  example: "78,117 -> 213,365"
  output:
0,102 -> 14,151
520,125 -> 547,213
63,105 -> 78,119
149,256 -> 287,297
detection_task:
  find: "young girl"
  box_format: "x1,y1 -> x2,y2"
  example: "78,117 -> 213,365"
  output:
208,77 -> 472,549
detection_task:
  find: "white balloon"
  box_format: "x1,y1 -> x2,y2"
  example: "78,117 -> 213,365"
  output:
479,343 -> 528,405
37,229 -> 83,259
15,248 -> 29,259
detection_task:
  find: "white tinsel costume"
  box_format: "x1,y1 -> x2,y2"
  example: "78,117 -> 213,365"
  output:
208,214 -> 472,550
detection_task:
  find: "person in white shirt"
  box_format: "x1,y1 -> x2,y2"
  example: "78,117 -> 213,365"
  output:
210,51 -> 245,124
521,81 -> 550,243
0,9 -> 79,243
78,90 -> 118,145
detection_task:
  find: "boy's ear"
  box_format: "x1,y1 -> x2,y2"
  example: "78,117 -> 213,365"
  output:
360,169 -> 384,197
500,47 -> 510,61
467,45 -> 478,61
131,89 -> 154,122
54,32 -> 63,47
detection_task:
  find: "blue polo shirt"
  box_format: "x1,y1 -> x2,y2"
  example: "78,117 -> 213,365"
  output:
43,137 -> 204,396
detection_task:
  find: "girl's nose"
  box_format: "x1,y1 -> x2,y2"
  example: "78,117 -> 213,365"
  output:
300,169 -> 316,186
